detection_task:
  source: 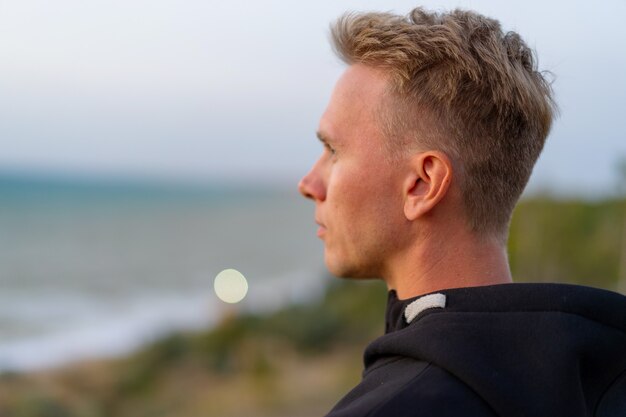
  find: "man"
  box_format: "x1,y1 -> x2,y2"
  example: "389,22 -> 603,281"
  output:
299,7 -> 626,417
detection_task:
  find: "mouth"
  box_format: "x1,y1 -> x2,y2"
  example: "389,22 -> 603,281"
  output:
315,219 -> 326,238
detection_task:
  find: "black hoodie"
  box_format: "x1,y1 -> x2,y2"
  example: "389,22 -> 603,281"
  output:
325,283 -> 626,417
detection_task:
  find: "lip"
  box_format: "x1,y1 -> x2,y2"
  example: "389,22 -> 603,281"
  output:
315,219 -> 326,238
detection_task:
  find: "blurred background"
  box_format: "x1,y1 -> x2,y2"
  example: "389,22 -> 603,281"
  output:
0,0 -> 625,416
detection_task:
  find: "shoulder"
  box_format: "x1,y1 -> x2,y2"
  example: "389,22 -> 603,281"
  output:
365,363 -> 497,417
326,359 -> 496,417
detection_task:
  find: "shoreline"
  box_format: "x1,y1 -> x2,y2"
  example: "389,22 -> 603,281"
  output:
0,269 -> 329,375
0,279 -> 388,417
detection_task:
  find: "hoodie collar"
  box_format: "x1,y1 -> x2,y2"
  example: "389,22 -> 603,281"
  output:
384,290 -> 407,333
385,290 -> 447,333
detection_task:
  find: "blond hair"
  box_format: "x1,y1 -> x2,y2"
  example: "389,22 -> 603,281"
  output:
331,8 -> 556,240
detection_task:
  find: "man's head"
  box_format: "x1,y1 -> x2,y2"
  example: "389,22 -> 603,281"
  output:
299,7 -> 556,280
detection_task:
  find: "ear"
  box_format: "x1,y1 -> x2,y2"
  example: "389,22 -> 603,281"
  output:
403,151 -> 453,221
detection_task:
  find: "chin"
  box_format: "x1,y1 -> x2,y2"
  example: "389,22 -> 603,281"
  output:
325,254 -> 379,280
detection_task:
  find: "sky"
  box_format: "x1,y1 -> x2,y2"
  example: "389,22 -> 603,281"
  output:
1,0 -> 625,195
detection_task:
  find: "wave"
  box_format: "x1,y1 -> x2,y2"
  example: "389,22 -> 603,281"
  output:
0,268 -> 327,373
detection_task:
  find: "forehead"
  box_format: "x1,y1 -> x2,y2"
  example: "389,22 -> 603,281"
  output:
319,64 -> 389,141
331,64 -> 388,108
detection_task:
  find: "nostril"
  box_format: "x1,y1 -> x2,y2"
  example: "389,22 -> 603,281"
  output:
298,178 -> 312,199
299,169 -> 325,201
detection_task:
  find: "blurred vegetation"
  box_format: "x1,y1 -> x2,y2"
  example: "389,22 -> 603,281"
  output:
509,197 -> 626,290
0,196 -> 624,416
0,279 -> 388,417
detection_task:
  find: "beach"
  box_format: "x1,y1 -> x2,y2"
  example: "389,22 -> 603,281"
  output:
0,175 -> 326,372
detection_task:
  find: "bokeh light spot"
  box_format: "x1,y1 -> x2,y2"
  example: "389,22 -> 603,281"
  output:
214,269 -> 248,304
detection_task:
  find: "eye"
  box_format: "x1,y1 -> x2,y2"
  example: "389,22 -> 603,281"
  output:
324,143 -> 336,156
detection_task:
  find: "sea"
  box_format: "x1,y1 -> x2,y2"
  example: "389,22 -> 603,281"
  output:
0,173 -> 326,372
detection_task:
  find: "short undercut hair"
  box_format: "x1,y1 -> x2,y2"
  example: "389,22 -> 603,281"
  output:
330,8 -> 556,240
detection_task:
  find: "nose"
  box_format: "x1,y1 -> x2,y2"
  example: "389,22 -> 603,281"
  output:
298,160 -> 326,201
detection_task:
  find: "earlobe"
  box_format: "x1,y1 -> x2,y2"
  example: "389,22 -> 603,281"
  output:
403,152 -> 453,221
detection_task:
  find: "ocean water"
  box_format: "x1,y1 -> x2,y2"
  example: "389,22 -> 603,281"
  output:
0,175 -> 326,372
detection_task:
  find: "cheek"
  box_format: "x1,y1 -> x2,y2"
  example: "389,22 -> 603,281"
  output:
326,157 -> 402,224
327,168 -> 364,213
364,173 -> 406,230
332,173 -> 390,224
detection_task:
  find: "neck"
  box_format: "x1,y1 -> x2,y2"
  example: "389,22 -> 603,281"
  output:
383,228 -> 512,300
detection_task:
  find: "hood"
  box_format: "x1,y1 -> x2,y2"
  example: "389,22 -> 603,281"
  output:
366,283 -> 626,417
